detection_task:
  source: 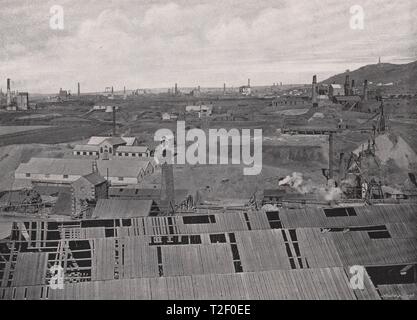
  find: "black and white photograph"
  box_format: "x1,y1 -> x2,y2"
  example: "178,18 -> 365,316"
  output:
0,0 -> 416,305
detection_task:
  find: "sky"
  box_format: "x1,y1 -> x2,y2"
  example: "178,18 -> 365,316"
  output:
0,0 -> 416,93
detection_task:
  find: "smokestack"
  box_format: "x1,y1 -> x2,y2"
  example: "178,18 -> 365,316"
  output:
6,78 -> 11,106
312,75 -> 318,107
111,86 -> 114,94
329,133 -> 334,180
223,83 -> 226,94
175,83 -> 178,95
378,101 -> 385,133
363,80 -> 368,101
112,106 -> 116,136
338,152 -> 345,186
123,86 -> 126,94
351,79 -> 355,95
248,78 -> 250,87
160,145 -> 175,215
77,82 -> 80,96
344,74 -> 350,96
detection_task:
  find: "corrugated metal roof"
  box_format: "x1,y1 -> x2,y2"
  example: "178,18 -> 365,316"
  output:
73,145 -> 99,152
279,204 -> 417,228
92,199 -> 154,219
0,267 -> 379,300
378,284 -> 417,300
116,146 -> 149,153
87,136 -> 136,146
329,232 -> 417,266
11,252 -> 48,286
385,223 -> 417,239
16,158 -> 150,178
108,187 -> 190,204
81,172 -> 107,186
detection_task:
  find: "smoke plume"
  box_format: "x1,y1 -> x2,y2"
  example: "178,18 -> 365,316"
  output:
279,171 -> 343,201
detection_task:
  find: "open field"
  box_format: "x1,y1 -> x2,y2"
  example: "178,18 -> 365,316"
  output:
0,126 -> 51,136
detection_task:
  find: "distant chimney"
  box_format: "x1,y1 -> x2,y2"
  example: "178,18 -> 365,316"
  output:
174,83 -> 178,95
344,74 -> 350,96
111,86 -> 114,94
363,80 -> 368,101
248,78 -> 250,87
223,83 -> 226,94
351,79 -> 355,95
6,78 -> 11,106
77,82 -> 81,96
312,75 -> 318,107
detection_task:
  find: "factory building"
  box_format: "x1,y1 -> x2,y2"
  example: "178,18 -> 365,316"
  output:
185,104 -> 213,118
239,78 -> 252,96
15,157 -> 155,185
72,136 -> 150,159
1,78 -> 33,111
71,172 -> 108,218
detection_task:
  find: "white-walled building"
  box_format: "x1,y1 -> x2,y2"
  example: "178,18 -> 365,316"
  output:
72,136 -> 150,159
15,158 -> 155,185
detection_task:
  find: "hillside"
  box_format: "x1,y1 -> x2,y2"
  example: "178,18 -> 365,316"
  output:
322,60 -> 417,89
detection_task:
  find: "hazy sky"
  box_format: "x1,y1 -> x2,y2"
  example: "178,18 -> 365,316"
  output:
1,0 -> 416,93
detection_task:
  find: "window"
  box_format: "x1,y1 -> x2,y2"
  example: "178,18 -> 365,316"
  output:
368,230 -> 391,239
100,147 -> 103,153
63,175 -> 68,179
76,151 -> 80,155
324,207 -> 357,217
266,211 -> 282,229
125,153 -> 128,156
25,173 -> 31,177
45,174 -> 50,178
118,153 -> 122,156
89,152 -> 93,155
210,234 -> 227,243
118,177 -> 124,181
82,152 -> 87,155
183,215 -> 216,224
190,235 -> 202,244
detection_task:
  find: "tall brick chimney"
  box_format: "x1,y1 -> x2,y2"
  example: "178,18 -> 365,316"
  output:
344,74 -> 350,96
312,75 -> 318,107
363,80 -> 368,101
6,78 -> 11,106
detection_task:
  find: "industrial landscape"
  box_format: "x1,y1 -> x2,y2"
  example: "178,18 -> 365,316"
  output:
0,0 -> 417,302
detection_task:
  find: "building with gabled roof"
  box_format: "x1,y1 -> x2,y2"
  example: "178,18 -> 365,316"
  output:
15,158 -> 155,185
87,136 -> 138,146
115,146 -> 150,158
74,136 -> 150,159
92,199 -> 159,219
